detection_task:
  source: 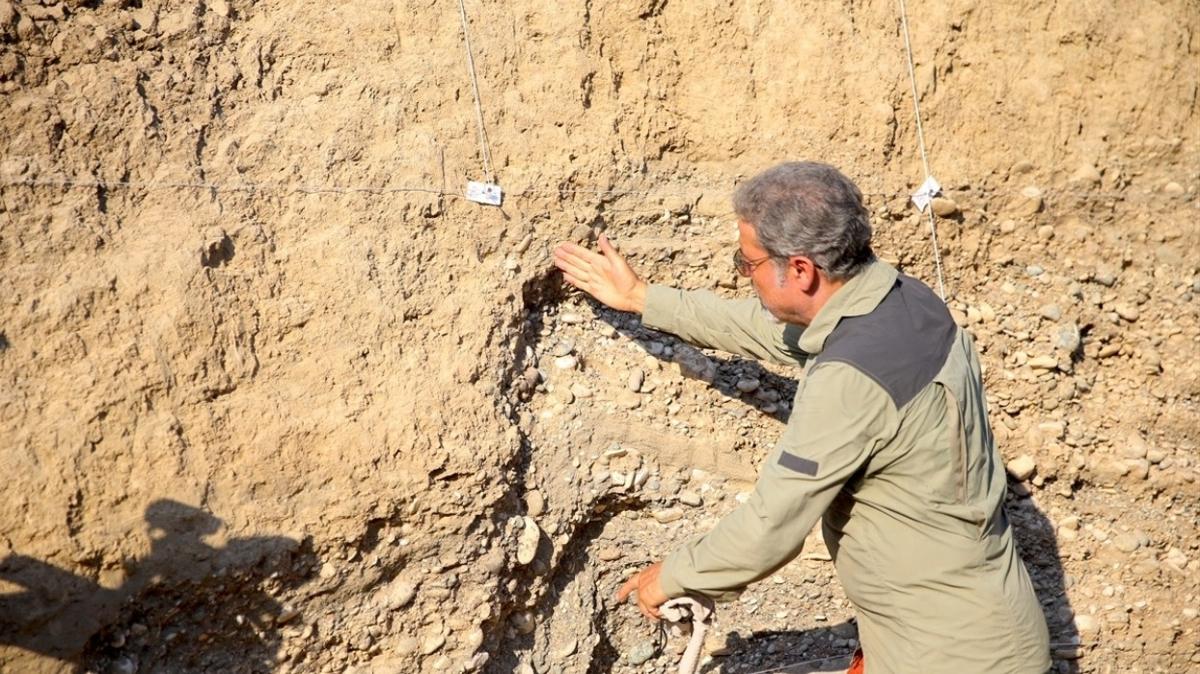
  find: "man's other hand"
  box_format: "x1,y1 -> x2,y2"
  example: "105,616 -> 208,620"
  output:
553,235 -> 647,314
615,561 -> 669,621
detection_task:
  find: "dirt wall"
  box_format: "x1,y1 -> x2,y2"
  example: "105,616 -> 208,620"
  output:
0,1 -> 1197,672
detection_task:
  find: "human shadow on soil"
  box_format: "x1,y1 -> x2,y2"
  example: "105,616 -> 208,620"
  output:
0,499 -> 317,673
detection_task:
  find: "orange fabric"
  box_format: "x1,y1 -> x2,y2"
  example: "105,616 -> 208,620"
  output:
846,648 -> 865,674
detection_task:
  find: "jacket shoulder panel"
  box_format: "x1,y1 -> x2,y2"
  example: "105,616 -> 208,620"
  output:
814,275 -> 957,409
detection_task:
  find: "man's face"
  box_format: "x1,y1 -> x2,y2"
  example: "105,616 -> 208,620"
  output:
737,220 -> 806,324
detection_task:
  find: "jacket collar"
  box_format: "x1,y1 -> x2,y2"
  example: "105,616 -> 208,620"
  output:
798,260 -> 899,355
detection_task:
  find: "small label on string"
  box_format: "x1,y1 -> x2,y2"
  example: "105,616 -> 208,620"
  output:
910,175 -> 941,212
466,181 -> 502,206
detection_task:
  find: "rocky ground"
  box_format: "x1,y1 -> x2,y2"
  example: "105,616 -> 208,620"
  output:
0,1 -> 1197,673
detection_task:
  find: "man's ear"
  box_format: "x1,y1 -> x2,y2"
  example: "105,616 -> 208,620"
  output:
789,256 -> 818,292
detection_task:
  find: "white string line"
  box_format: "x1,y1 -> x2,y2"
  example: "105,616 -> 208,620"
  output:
897,0 -> 947,300
739,641 -> 1094,674
1,175 -> 1182,205
456,0 -> 496,184
0,176 -> 459,198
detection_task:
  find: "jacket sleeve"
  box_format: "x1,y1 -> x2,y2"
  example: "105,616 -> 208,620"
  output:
657,363 -> 897,600
641,284 -> 809,367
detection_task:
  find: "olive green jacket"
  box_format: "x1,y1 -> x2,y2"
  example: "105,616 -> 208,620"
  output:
641,260 -> 1050,674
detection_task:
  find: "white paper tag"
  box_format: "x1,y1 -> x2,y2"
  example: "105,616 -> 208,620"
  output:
466,181 -> 503,206
910,175 -> 941,213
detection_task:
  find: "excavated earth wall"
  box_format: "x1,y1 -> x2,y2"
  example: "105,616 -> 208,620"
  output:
0,1 -> 1197,673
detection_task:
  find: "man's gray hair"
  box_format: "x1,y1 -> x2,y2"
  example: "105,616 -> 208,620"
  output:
733,161 -> 875,281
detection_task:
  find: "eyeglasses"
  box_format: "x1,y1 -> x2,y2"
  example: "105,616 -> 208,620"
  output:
733,249 -> 772,277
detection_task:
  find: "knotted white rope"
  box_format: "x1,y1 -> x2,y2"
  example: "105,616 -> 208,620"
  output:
659,595 -> 715,674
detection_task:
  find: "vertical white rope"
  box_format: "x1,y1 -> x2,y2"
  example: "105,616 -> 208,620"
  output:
456,0 -> 495,183
897,0 -> 946,299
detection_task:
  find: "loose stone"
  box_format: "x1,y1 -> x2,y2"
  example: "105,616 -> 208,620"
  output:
554,355 -> 578,370
1007,454 -> 1037,481
1028,355 -> 1059,370
653,508 -> 684,524
1113,303 -> 1139,322
1074,614 -> 1100,635
1040,304 -> 1063,321
1055,324 -> 1081,353
735,377 -> 760,393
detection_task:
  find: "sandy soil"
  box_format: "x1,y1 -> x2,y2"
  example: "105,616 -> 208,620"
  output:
0,1 -> 1197,673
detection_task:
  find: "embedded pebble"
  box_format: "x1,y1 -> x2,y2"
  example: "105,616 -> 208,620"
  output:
421,632 -> 446,655
678,491 -> 703,507
1113,303 -> 1139,322
597,547 -> 622,561
1069,164 -> 1102,185
1012,186 -> 1044,216
511,611 -> 536,634
525,489 -> 545,517
627,641 -> 656,665
516,516 -> 541,565
559,312 -> 584,324
1113,531 -> 1147,553
569,383 -> 592,398
616,391 -> 641,409
1039,304 -> 1063,321
554,355 -> 579,370
380,577 -> 417,609
551,340 -> 575,357
931,196 -> 959,216
627,369 -> 644,392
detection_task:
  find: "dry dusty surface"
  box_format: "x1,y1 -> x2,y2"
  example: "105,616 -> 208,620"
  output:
0,1 -> 1198,673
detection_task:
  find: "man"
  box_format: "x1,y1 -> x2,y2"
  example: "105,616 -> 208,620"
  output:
552,162 -> 1051,673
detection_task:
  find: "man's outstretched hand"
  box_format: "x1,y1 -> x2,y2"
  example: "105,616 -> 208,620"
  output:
553,235 -> 647,314
616,561 -> 670,621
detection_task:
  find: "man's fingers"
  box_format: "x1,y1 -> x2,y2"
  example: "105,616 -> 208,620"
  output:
562,273 -> 588,290
637,598 -> 661,621
615,576 -> 638,603
597,234 -> 620,258
553,255 -> 595,283
556,242 -> 606,268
